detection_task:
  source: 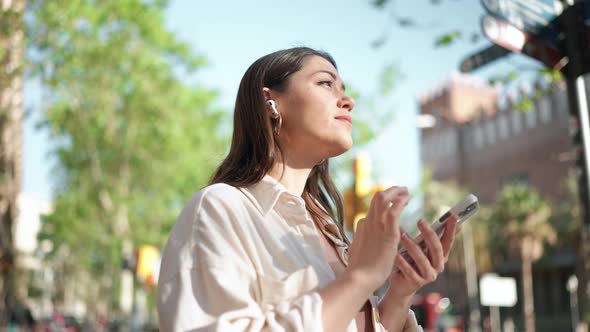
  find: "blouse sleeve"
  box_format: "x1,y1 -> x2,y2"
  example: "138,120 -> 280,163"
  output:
401,309 -> 423,332
157,186 -> 325,332
371,295 -> 424,332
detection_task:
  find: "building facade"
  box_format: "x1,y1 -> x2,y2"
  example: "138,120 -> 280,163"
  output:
418,72 -> 588,330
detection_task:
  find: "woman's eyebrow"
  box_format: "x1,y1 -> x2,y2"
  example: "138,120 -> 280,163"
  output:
313,70 -> 346,91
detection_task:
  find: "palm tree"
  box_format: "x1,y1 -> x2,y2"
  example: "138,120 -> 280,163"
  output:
489,184 -> 556,332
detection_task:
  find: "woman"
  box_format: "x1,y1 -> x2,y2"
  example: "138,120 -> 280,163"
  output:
157,47 -> 459,332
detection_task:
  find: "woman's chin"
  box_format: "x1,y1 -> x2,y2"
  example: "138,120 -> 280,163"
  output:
326,141 -> 353,158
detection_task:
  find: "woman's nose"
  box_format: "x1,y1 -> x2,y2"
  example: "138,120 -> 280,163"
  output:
338,94 -> 355,112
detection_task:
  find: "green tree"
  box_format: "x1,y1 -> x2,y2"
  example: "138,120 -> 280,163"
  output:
0,0 -> 25,324
27,0 -> 226,316
489,184 -> 556,332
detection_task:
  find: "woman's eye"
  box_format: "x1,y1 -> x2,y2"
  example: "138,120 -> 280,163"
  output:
319,80 -> 333,87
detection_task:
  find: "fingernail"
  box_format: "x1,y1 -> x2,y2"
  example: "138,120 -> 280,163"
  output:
400,230 -> 408,240
418,219 -> 426,228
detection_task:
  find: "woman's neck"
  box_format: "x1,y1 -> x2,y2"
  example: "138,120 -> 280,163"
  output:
266,162 -> 313,197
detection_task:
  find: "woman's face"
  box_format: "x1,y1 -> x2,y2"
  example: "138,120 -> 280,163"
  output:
271,55 -> 355,164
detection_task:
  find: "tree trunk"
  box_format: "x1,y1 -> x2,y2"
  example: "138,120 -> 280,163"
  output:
522,256 -> 535,332
0,0 -> 25,325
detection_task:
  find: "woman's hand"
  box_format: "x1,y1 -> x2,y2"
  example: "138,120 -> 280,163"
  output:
346,186 -> 410,293
387,215 -> 460,299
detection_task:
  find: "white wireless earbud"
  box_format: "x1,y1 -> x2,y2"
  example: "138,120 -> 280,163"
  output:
266,99 -> 282,135
266,99 -> 279,117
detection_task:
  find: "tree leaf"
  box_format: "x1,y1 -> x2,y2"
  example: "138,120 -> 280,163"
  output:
434,31 -> 461,47
379,63 -> 403,95
372,0 -> 390,9
515,97 -> 534,112
397,17 -> 415,27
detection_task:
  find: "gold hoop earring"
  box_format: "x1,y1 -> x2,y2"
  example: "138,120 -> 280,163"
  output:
274,113 -> 282,136
266,99 -> 282,136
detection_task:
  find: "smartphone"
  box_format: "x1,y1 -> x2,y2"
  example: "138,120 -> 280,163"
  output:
394,193 -> 480,272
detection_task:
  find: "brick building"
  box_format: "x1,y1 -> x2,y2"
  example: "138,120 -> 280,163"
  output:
417,72 -> 588,330
420,72 -> 573,202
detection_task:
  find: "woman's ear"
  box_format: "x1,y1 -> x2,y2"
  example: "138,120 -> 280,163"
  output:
262,87 -> 272,101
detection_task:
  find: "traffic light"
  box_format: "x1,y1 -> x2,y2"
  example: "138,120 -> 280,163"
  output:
343,189 -> 369,232
135,244 -> 160,286
344,189 -> 356,230
353,153 -> 372,197
344,153 -> 385,232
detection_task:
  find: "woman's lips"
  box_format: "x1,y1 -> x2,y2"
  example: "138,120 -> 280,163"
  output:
335,115 -> 352,125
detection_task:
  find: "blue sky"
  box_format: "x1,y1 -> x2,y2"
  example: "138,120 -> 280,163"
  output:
23,0 -> 541,204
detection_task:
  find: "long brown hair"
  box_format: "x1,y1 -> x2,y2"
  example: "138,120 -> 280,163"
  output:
210,47 -> 350,244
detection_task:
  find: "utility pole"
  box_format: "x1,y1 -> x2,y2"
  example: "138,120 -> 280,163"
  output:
463,223 -> 481,332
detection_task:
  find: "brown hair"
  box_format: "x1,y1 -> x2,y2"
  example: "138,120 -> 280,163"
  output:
210,47 -> 349,244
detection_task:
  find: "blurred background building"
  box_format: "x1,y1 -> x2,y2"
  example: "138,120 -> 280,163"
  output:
15,193 -> 52,320
418,72 -> 590,330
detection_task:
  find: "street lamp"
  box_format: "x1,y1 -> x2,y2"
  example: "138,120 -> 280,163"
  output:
566,275 -> 579,332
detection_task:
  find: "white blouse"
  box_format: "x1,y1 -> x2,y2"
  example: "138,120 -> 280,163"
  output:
157,175 -> 422,332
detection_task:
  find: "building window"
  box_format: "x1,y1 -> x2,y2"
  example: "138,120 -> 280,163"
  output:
486,121 -> 496,145
539,96 -> 551,123
442,130 -> 449,156
525,106 -> 537,128
435,128 -> 455,158
498,114 -> 509,140
423,134 -> 438,162
423,135 -> 432,160
432,132 -> 441,159
502,173 -> 531,187
555,89 -> 567,113
420,136 -> 430,161
475,123 -> 484,149
511,110 -> 522,133
448,129 -> 457,155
